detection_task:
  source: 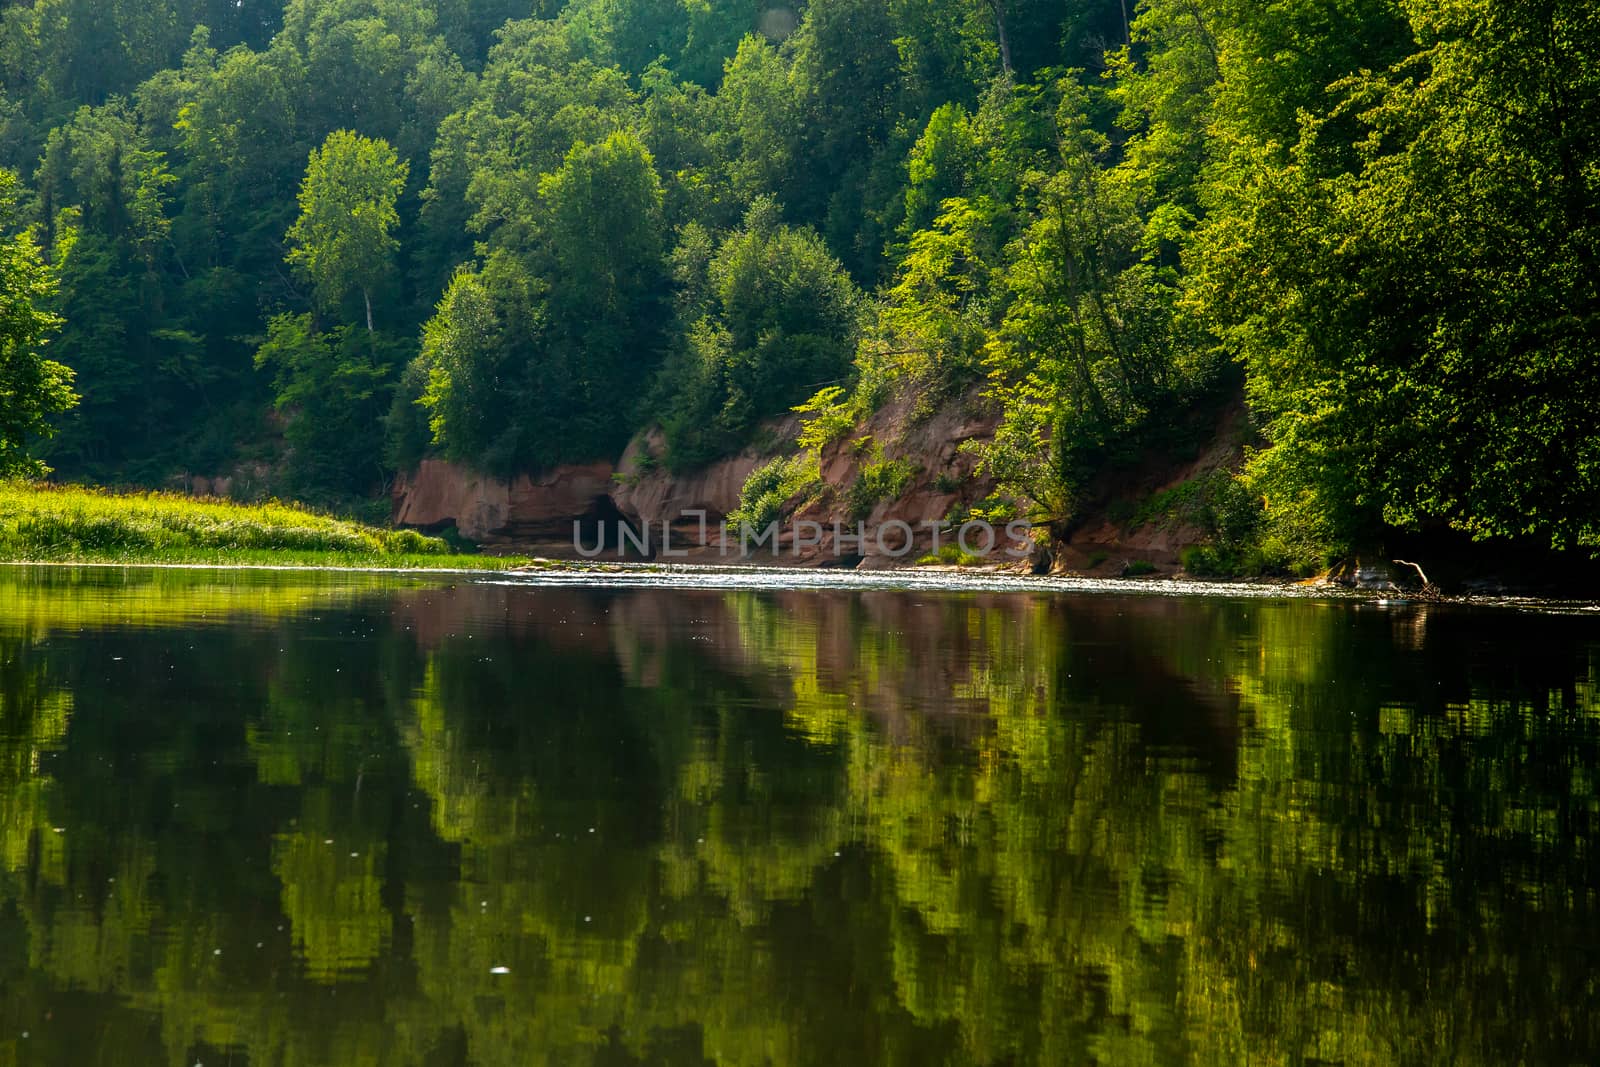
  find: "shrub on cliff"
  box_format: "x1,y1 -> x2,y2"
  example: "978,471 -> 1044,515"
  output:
728,454 -> 821,531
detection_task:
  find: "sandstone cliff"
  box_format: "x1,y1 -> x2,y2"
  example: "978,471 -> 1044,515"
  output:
391,459 -> 620,547
389,392 -> 1247,573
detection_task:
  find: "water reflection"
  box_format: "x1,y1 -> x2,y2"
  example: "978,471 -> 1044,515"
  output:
0,566 -> 1597,1065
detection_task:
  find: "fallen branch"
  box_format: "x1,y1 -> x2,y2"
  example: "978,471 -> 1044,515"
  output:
1392,558 -> 1430,587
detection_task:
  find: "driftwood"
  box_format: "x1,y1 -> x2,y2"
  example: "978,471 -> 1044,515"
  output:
1392,559 -> 1430,586
1392,559 -> 1443,598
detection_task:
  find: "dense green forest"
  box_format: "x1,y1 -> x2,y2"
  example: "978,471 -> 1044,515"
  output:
0,0 -> 1597,565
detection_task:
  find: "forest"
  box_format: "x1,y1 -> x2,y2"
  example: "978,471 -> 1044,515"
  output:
0,0 -> 1597,568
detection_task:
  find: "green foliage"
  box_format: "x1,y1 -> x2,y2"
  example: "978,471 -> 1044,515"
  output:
0,0 -> 1591,568
383,355 -> 433,474
973,76 -> 1206,525
535,129 -> 670,412
419,131 -> 669,473
424,18 -> 637,260
966,493 -> 1017,523
1179,534 -> 1328,581
285,130 -> 408,332
1178,543 -> 1241,578
728,452 -> 820,530
254,313 -> 402,499
717,35 -> 801,208
611,447 -> 659,488
846,451 -> 917,522
1132,470 -> 1244,535
792,386 -> 858,453
414,254 -> 531,473
873,195 -> 1006,392
0,170 -> 74,478
31,102 -> 191,477
1193,0 -> 1600,553
1162,470 -> 1330,578
917,542 -> 984,567
659,199 -> 863,470
0,480 -> 450,560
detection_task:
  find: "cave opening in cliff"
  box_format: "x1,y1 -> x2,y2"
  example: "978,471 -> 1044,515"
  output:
579,494 -> 650,558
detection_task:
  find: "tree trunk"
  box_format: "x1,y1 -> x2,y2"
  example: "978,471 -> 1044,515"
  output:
364,288 -> 374,333
987,0 -> 1013,75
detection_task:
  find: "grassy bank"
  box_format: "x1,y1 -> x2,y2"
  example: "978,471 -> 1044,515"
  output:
0,482 -> 532,569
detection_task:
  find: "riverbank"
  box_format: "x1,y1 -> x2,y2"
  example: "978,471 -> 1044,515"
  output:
6,551 -> 1597,615
0,481 -> 536,570
7,482 -> 1590,605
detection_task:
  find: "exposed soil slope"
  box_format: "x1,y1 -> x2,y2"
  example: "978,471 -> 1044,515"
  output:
391,393 -> 1249,573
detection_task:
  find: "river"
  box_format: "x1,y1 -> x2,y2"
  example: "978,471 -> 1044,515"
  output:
1,565 -> 1597,1065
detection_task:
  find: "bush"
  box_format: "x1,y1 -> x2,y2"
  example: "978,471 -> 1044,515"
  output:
968,494 -> 1018,522
794,386 -> 859,452
1143,469 -> 1332,579
847,456 -> 918,522
658,203 -> 865,470
729,455 -> 821,530
1180,545 -> 1222,575
1131,470 -> 1259,541
1179,540 -> 1328,580
917,543 -> 984,567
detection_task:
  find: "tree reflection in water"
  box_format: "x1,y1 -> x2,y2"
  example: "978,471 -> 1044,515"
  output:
0,567 -> 1597,1065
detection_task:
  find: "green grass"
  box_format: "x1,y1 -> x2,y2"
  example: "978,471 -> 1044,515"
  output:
0,481 -> 542,570
916,543 -> 987,567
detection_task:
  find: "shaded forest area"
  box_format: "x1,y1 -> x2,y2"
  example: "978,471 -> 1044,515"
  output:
1,0 -> 1598,569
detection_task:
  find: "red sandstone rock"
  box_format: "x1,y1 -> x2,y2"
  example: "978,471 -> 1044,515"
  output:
392,458 -> 616,542
389,392 -> 1243,571
609,422 -> 798,532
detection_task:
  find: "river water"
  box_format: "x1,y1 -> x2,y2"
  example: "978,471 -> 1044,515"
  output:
1,565 -> 1597,1065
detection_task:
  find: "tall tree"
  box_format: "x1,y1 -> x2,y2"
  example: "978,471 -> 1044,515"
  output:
417,131 -> 669,473
254,312 -> 403,495
0,170 -> 75,478
285,129 -> 407,332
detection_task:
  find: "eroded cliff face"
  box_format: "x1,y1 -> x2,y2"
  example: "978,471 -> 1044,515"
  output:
607,397 -> 1026,566
607,421 -> 799,561
1051,400 -> 1250,577
794,394 -> 1016,567
391,459 -> 618,545
389,393 -> 1247,572
389,395 -> 1019,564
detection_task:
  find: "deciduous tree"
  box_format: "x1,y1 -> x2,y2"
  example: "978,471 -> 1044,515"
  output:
286,130 -> 407,333
0,170 -> 75,477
